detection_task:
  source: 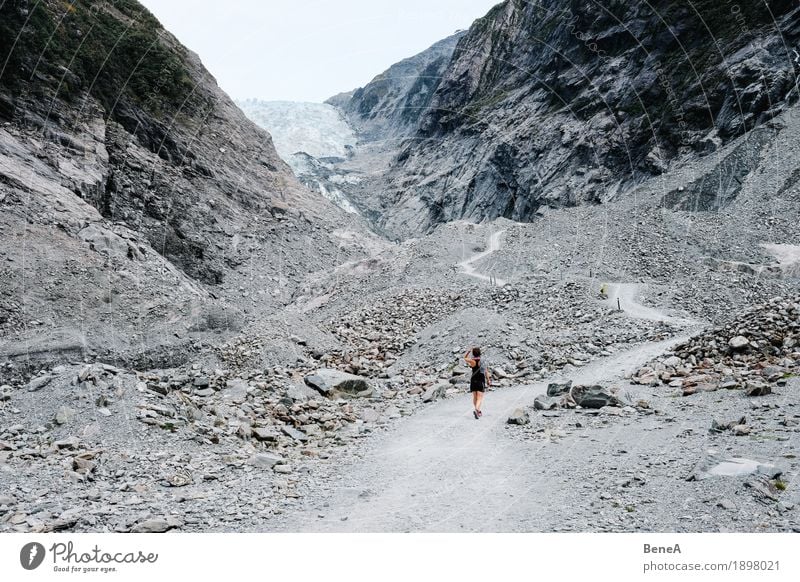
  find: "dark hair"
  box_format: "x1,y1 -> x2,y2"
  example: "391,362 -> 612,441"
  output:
472,347 -> 481,357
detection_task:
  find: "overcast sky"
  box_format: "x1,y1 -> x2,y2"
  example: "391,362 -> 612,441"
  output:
138,0 -> 499,103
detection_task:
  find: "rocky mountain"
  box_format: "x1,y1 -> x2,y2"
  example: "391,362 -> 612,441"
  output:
0,0 -> 373,375
327,31 -> 466,142
325,0 -> 800,238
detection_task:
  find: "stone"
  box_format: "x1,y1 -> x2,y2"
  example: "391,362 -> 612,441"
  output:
304,369 -> 372,398
282,425 -> 309,443
27,375 -> 52,391
745,383 -> 772,397
193,376 -> 210,388
163,472 -> 192,487
251,452 -> 284,469
728,336 -> 750,350
194,388 -> 215,397
732,424 -> 751,436
533,395 -> 559,410
710,416 -> 747,433
54,406 -> 75,425
0,494 -> 16,505
546,380 -> 572,397
571,385 -> 617,409
72,457 -> 96,474
273,464 -> 293,474
252,427 -> 278,442
507,408 -> 530,425
54,437 -> 80,450
131,519 -> 172,533
421,382 -> 447,403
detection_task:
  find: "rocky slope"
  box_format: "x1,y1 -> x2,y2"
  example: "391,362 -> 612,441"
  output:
0,0 -> 374,375
328,31 -> 465,142
326,0 -> 800,238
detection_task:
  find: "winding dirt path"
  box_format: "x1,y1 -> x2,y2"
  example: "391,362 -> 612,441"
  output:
458,229 -> 506,285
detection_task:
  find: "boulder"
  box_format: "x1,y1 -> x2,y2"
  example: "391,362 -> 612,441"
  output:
27,375 -> 52,392
281,425 -> 309,443
304,369 -> 372,398
507,408 -> 530,425
533,395 -> 559,410
745,382 -> 772,397
546,380 -> 572,396
252,428 -> 278,442
570,385 -> 618,409
251,452 -> 284,469
728,335 -> 750,351
421,382 -> 447,403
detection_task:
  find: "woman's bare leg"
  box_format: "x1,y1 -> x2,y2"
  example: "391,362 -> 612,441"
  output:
476,391 -> 484,412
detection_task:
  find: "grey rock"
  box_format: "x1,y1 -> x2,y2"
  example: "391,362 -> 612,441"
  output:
745,382 -> 772,397
281,425 -> 309,443
507,408 -> 530,425
54,437 -> 80,450
571,385 -> 617,409
251,452 -> 284,469
546,380 -> 572,397
304,369 -> 372,398
421,382 -> 447,403
533,395 -> 559,410
252,427 -> 278,442
728,336 -> 750,350
732,424 -> 751,436
131,519 -> 172,533
27,375 -> 52,391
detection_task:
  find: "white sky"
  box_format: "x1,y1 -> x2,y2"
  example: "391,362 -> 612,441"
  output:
138,0 -> 500,103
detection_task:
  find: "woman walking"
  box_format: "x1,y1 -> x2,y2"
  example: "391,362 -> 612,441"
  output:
464,347 -> 491,419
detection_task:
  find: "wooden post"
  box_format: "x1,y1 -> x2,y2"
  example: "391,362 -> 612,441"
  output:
617,298 -> 622,311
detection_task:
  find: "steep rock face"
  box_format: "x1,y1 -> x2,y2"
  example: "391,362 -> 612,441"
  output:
0,0 -> 368,372
371,0 -> 800,237
328,32 -> 466,142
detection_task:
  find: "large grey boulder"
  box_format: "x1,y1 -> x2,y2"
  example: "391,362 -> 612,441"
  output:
547,380 -> 572,397
304,369 -> 372,398
570,385 -> 618,409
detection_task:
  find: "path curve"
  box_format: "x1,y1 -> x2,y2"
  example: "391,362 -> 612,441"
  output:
605,283 -> 699,326
458,229 -> 506,285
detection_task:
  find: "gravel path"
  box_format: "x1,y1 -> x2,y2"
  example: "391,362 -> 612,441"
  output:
458,229 -> 507,286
